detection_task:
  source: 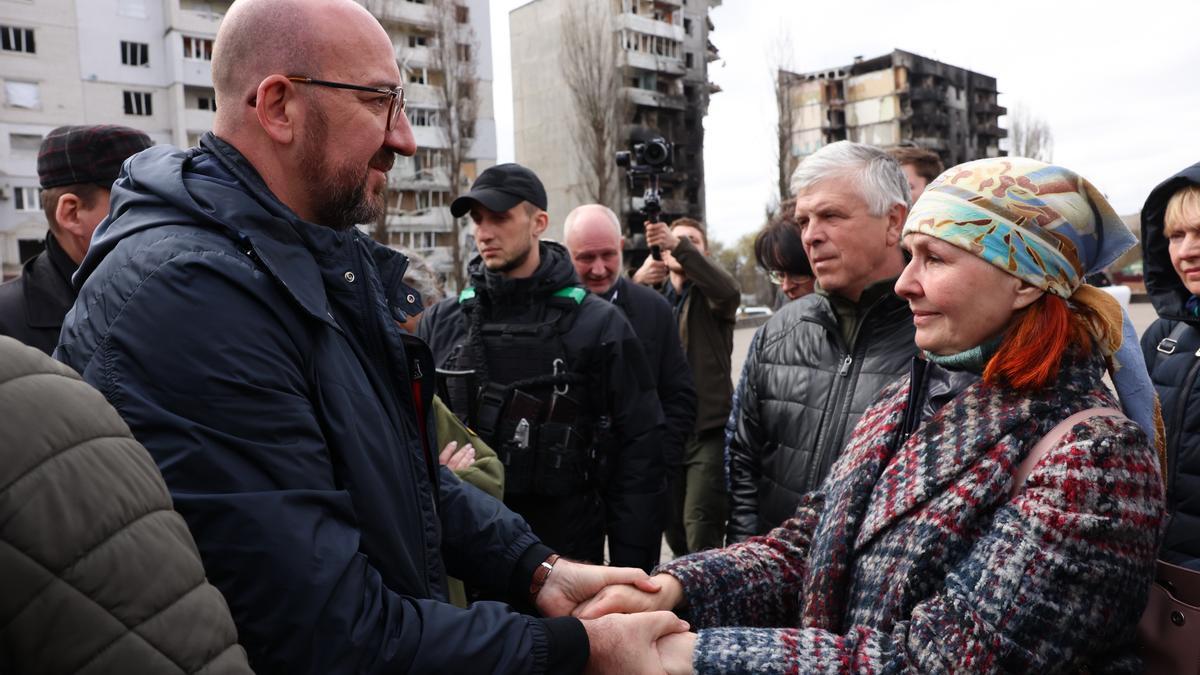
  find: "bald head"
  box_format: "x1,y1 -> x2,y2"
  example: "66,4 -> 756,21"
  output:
213,0 -> 391,114
564,204 -> 625,295
564,204 -> 622,244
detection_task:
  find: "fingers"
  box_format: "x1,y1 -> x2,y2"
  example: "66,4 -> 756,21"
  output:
636,610 -> 690,638
632,577 -> 662,593
599,565 -> 651,586
438,440 -> 457,465
439,441 -> 476,470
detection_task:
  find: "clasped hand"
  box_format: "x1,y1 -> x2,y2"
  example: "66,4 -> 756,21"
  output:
536,560 -> 696,674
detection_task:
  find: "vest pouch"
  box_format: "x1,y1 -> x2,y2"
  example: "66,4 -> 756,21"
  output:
497,417 -> 538,496
534,422 -> 588,496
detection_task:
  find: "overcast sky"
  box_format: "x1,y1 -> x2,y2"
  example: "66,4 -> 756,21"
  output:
488,0 -> 1200,245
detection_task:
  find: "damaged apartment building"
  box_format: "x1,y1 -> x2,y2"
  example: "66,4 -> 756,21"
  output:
511,0 -> 721,242
779,49 -> 1006,178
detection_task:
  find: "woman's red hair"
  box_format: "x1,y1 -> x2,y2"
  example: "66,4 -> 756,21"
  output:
983,294 -> 1096,391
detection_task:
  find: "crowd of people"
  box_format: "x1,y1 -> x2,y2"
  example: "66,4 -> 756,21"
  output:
2,0 -> 1200,673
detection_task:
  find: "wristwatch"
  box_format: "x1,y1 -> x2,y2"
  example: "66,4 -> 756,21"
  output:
529,553 -> 561,599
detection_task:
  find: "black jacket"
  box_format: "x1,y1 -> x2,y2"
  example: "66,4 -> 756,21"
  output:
607,276 -> 696,474
0,233 -> 77,354
661,237 -> 740,432
420,242 -> 666,570
56,134 -> 586,674
1141,160 -> 1200,569
726,286 -> 917,541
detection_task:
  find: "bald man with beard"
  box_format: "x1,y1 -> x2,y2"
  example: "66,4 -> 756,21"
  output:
55,1 -> 688,673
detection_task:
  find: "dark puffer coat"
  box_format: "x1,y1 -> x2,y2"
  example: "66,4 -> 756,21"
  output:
0,336 -> 252,674
55,134 -> 586,674
1141,160 -> 1200,569
726,288 -> 916,540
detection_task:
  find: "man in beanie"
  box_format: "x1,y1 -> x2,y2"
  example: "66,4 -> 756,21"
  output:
419,162 -> 668,572
0,124 -> 152,353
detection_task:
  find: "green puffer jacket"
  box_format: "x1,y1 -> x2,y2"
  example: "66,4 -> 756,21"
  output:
0,336 -> 252,674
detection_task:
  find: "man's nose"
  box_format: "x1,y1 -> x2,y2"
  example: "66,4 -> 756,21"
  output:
386,110 -> 417,156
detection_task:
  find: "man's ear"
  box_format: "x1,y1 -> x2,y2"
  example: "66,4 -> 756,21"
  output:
532,209 -> 550,238
885,203 -> 907,247
255,75 -> 300,145
54,193 -> 86,238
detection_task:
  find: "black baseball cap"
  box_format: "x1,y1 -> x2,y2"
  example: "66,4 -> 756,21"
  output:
450,163 -> 547,218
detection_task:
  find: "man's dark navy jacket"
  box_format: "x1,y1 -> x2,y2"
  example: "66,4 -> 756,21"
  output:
56,133 -> 586,674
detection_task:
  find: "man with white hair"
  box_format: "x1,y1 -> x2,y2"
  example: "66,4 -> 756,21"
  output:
726,141 -> 921,542
564,204 -> 696,511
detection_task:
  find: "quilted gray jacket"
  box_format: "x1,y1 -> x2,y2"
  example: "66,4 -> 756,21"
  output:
0,336 -> 252,674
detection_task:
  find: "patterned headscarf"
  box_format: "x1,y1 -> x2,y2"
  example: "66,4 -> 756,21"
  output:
903,157 -> 1163,454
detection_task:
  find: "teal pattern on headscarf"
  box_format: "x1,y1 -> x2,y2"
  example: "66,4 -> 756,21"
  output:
904,158 -> 1135,299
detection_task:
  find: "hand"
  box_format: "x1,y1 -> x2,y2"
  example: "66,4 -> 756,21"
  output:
656,631 -> 697,675
574,572 -> 683,619
535,558 -> 662,618
438,440 -> 476,471
645,221 -> 679,252
633,255 -> 669,286
583,611 -> 690,675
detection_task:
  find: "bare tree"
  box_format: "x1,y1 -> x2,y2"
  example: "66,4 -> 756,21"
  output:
1007,104 -> 1054,162
427,0 -> 480,291
559,0 -> 625,213
769,31 -> 798,202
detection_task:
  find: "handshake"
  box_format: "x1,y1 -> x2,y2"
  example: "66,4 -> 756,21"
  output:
535,558 -> 697,675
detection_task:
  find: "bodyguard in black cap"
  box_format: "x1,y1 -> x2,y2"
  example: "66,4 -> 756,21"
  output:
0,125 -> 153,354
419,163 -> 668,572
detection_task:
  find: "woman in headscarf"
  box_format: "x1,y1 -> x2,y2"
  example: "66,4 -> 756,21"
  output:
578,157 -> 1166,673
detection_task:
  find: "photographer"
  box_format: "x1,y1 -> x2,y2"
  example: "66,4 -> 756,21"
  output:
635,217 -> 739,555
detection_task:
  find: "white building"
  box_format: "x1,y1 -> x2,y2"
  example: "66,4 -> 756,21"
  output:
511,0 -> 721,243
0,0 -> 495,280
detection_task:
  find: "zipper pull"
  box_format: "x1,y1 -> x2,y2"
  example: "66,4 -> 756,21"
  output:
411,357 -> 423,379
839,354 -> 853,377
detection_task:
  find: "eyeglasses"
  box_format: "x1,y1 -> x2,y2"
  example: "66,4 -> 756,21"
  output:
286,76 -> 406,130
768,270 -> 814,286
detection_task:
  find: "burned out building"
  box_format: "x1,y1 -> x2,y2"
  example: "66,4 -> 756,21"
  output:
780,49 -> 1005,177
510,0 -> 721,243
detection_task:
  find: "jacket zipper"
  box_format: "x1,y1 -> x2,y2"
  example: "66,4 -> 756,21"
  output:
806,295 -> 897,490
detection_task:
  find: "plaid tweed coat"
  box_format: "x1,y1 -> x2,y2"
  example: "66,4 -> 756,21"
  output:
659,352 -> 1164,673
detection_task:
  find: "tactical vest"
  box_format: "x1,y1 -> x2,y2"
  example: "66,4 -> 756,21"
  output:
437,286 -> 613,497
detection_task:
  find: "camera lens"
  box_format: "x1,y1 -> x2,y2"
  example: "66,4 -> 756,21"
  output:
643,139 -> 670,166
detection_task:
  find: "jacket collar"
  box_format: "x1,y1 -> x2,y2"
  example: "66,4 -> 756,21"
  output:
466,240 -> 581,304
22,233 -> 77,329
201,133 -> 406,331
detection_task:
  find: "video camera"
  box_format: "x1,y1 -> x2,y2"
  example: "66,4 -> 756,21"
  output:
615,136 -> 674,260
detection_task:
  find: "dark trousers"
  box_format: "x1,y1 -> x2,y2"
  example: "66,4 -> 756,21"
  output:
665,428 -> 728,557
506,492 -> 605,564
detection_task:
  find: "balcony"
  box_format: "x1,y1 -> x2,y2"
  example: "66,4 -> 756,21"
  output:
183,108 -> 214,132
404,83 -> 441,108
410,126 -> 448,149
624,87 -> 686,111
621,50 -> 685,77
397,45 -> 435,70
178,57 -> 214,88
373,1 -> 436,28
389,166 -> 451,190
386,206 -> 452,231
170,1 -> 228,37
616,13 -> 685,42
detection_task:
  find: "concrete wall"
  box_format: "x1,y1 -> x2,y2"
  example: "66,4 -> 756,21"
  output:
0,0 -> 84,275
510,0 -> 583,241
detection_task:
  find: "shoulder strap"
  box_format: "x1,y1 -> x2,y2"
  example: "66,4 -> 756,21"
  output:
1010,407 -> 1124,499
1154,321 -> 1195,358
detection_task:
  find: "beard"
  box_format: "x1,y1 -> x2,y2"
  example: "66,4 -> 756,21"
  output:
300,109 -> 393,230
484,237 -> 536,275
